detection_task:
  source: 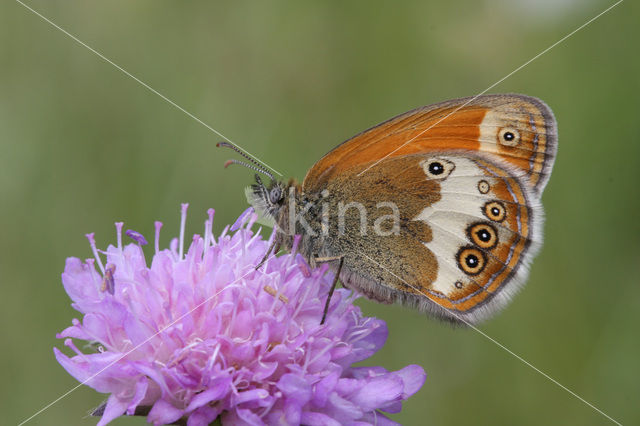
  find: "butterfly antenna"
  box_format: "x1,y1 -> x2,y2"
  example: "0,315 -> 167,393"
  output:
217,142 -> 274,181
223,159 -> 274,181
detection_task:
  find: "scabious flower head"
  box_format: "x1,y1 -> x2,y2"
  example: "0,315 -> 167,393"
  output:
55,205 -> 426,425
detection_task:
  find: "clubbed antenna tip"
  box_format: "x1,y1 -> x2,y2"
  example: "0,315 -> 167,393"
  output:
217,141 -> 274,181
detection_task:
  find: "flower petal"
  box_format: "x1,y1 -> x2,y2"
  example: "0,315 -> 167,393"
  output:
126,376 -> 149,415
395,364 -> 427,398
227,407 -> 265,426
96,394 -> 129,426
147,399 -> 184,426
187,406 -> 221,426
350,375 -> 403,411
186,377 -> 231,412
300,411 -> 342,426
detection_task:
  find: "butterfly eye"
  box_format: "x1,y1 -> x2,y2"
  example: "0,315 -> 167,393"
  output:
498,127 -> 520,147
483,201 -> 506,222
457,247 -> 486,275
422,158 -> 455,180
269,187 -> 282,204
467,223 -> 498,249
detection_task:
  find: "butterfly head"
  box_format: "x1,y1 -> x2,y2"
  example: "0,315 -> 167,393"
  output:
249,173 -> 288,221
217,141 -> 294,226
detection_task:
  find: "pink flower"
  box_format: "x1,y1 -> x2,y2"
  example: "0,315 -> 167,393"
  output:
55,205 -> 425,425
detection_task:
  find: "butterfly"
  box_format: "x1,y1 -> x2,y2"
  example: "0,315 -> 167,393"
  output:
219,94 -> 557,325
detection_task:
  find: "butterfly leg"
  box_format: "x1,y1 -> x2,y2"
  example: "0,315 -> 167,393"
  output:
255,239 -> 281,270
314,256 -> 344,325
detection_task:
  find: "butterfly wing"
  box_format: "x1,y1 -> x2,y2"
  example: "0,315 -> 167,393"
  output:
317,153 -> 541,324
303,94 -> 557,197
302,94 -> 556,324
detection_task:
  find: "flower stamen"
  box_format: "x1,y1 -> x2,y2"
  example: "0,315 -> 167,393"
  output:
115,222 -> 124,251
125,229 -> 148,246
85,233 -> 105,274
263,285 -> 289,303
179,203 -> 189,259
204,208 -> 215,249
154,221 -> 163,255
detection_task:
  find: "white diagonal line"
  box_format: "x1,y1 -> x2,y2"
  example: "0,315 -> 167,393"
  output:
358,252 -> 622,425
17,266 -> 258,426
15,0 -> 283,177
15,1 -> 626,424
357,0 -> 624,177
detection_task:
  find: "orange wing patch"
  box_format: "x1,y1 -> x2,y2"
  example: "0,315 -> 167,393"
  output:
303,94 -> 556,196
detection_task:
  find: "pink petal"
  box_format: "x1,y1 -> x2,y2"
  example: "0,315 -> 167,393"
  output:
235,388 -> 270,405
395,364 -> 427,398
228,407 -> 265,426
186,377 -> 231,412
231,208 -> 253,231
53,348 -> 126,393
96,394 -> 129,426
277,373 -> 312,406
359,410 -> 399,426
126,377 -> 149,415
61,258 -> 100,307
300,411 -> 342,426
327,392 -> 363,423
147,399 -> 184,426
57,324 -> 91,340
187,406 -> 221,426
312,372 -> 339,407
350,375 -> 403,411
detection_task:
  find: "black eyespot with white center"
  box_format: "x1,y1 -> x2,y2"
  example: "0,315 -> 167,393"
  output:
422,157 -> 455,180
467,222 -> 498,249
457,246 -> 486,276
428,162 -> 444,175
483,201 -> 506,222
498,127 -> 520,147
477,230 -> 490,241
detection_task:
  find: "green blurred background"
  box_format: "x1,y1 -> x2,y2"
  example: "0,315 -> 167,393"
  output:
2,1 -> 638,425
